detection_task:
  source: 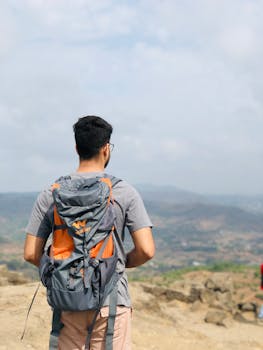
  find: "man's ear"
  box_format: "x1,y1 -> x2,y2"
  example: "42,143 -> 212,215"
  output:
101,143 -> 108,156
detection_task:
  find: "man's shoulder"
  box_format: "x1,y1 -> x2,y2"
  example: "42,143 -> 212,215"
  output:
38,173 -> 142,204
110,176 -> 138,193
36,186 -> 53,208
110,176 -> 144,205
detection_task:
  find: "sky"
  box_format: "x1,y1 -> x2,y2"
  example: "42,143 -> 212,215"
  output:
0,0 -> 263,195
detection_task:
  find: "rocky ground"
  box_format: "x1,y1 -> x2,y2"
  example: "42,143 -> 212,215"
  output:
0,266 -> 263,349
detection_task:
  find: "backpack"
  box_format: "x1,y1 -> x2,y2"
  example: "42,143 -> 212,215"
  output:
39,174 -> 123,350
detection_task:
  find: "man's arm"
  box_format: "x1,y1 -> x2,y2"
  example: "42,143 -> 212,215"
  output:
126,227 -> 155,268
24,233 -> 47,267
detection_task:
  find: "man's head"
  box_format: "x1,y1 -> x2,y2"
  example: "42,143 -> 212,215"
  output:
73,116 -> 113,166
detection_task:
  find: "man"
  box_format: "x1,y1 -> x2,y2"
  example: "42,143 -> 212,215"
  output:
24,115 -> 155,349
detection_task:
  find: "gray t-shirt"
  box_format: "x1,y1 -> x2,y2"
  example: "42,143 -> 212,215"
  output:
26,172 -> 152,307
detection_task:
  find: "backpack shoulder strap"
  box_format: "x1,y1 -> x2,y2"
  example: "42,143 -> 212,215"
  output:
53,175 -> 72,184
105,284 -> 118,349
105,174 -> 122,188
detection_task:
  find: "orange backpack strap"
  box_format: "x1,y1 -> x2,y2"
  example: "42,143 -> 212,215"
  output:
100,175 -> 121,202
100,177 -> 113,204
89,177 -> 115,259
51,183 -> 74,260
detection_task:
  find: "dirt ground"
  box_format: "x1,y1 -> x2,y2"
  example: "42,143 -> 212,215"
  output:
0,281 -> 263,350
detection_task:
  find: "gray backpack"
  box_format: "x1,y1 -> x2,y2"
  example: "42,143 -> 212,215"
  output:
39,175 -> 123,349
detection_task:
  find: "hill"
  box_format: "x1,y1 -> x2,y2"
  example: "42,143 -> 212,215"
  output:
1,188 -> 263,278
137,186 -> 263,273
0,192 -> 37,243
1,265 -> 263,350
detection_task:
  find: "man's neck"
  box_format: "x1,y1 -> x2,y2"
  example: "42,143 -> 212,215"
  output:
76,159 -> 105,173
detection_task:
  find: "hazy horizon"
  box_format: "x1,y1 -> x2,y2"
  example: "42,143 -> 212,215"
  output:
0,182 -> 262,197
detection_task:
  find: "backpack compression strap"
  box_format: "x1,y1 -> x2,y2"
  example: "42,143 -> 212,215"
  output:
85,283 -> 118,350
49,309 -> 63,350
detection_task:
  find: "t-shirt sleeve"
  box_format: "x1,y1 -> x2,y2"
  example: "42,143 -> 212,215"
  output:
125,186 -> 153,233
25,189 -> 53,240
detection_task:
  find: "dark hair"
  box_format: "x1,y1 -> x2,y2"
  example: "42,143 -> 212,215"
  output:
73,116 -> 113,160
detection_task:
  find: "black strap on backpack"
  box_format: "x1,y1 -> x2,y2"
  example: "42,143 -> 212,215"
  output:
105,286 -> 118,350
85,283 -> 118,350
49,309 -> 63,350
84,227 -> 122,349
85,228 -> 120,349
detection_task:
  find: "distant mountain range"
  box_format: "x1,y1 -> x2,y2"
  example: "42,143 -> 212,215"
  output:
0,186 -> 263,272
136,184 -> 263,214
136,184 -> 205,204
1,185 -> 263,216
0,192 -> 37,218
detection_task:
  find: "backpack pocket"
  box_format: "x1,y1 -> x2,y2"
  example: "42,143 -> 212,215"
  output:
39,249 -> 53,288
89,252 -> 119,308
39,234 -> 120,311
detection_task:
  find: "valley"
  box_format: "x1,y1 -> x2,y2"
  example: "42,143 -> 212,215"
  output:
0,186 -> 263,280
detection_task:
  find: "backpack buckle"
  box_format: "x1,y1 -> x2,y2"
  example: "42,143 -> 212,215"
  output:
89,258 -> 99,268
48,264 -> 55,273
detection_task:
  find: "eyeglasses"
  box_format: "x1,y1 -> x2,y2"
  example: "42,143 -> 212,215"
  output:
109,142 -> 114,152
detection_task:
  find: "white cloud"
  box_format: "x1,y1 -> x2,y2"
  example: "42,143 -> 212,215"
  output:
12,0 -> 138,43
160,139 -> 189,158
0,4 -> 17,58
0,0 -> 263,193
219,26 -> 260,60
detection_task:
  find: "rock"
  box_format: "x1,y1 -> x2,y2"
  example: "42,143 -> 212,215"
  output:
221,317 -> 233,328
204,310 -> 228,326
142,283 -> 201,303
191,300 -> 203,312
201,274 -> 234,312
234,311 -> 257,324
200,285 -> 233,311
205,274 -> 233,293
215,291 -> 233,311
205,279 -> 217,290
0,265 -> 28,285
238,302 -> 257,313
189,285 -> 202,303
200,289 -> 216,305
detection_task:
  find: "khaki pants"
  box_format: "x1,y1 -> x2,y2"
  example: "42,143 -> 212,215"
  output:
58,306 -> 131,350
